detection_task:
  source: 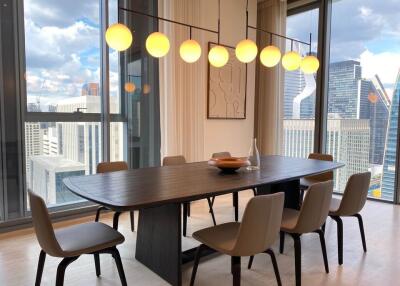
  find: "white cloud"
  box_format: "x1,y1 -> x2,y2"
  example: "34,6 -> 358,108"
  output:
360,50 -> 400,88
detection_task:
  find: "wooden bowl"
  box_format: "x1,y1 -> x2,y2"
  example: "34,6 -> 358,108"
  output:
208,157 -> 250,173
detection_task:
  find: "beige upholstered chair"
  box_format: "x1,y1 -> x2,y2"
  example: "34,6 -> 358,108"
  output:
95,161 -> 135,232
278,180 -> 333,286
325,172 -> 371,265
190,193 -> 284,286
29,191 -> 127,286
163,156 -> 216,237
211,152 -> 257,222
301,153 -> 334,188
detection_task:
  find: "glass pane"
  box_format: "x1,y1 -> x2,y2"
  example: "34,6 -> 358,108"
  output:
25,122 -> 102,207
109,0 -> 121,114
282,8 -> 319,158
326,0 -> 400,200
24,0 -> 101,113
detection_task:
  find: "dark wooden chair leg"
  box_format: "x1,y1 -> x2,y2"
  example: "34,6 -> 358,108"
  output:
113,212 -> 122,230
130,211 -> 135,232
95,206 -> 107,222
233,192 -> 239,222
291,234 -> 302,286
314,229 -> 329,273
231,256 -> 241,286
321,221 -> 326,233
187,202 -> 191,217
247,256 -> 254,269
55,256 -> 79,286
183,203 -> 188,237
331,215 -> 343,265
209,196 -> 215,213
354,213 -> 367,252
94,253 -> 101,277
266,249 -> 282,286
35,250 -> 46,286
279,231 -> 285,254
110,247 -> 128,286
207,198 -> 217,226
190,244 -> 205,286
252,188 -> 257,196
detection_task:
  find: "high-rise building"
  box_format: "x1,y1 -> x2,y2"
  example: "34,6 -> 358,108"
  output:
381,70 -> 400,200
81,83 -> 99,97
283,118 -> 370,192
25,122 -> 42,189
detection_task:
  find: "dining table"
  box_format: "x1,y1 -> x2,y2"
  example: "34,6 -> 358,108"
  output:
63,155 -> 344,286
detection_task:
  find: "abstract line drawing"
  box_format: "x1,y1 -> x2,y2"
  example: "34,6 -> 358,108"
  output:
207,42 -> 247,119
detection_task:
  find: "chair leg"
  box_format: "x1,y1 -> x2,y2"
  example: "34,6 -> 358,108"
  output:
95,206 -> 107,222
231,256 -> 241,286
321,221 -> 326,233
209,196 -> 215,213
247,256 -> 254,269
35,250 -> 46,286
110,247 -> 128,286
233,192 -> 239,222
207,198 -> 217,226
331,215 -> 343,265
190,244 -> 205,286
354,213 -> 367,252
314,229 -> 329,273
130,211 -> 135,232
55,256 -> 79,286
94,253 -> 101,277
266,249 -> 282,286
113,212 -> 122,230
187,202 -> 191,217
183,203 -> 188,237
291,234 -> 302,286
279,231 -> 285,254
252,188 -> 257,196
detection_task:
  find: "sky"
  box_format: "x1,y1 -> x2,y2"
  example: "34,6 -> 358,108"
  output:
24,0 -> 400,108
287,0 -> 400,99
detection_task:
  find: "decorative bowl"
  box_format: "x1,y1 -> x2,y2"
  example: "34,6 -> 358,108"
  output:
208,157 -> 250,173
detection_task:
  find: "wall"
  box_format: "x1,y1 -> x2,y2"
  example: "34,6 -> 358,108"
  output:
159,0 -> 257,161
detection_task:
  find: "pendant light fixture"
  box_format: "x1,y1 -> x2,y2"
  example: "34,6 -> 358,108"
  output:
124,82 -> 136,93
208,0 -> 229,68
282,40 -> 302,71
300,34 -> 320,74
105,23 -> 133,52
180,27 -> 202,63
146,32 -> 170,58
260,34 -> 281,67
235,0 -> 257,63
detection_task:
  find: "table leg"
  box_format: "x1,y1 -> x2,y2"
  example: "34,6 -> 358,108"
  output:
136,203 -> 182,286
257,179 -> 301,210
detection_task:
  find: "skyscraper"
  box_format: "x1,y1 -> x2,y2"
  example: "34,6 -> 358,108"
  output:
381,70 -> 400,200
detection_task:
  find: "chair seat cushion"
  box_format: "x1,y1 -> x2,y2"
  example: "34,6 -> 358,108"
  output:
281,208 -> 300,233
192,222 -> 240,255
329,198 -> 342,215
55,222 -> 125,257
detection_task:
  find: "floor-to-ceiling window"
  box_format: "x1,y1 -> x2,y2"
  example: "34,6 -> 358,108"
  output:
282,7 -> 319,158
325,0 -> 400,201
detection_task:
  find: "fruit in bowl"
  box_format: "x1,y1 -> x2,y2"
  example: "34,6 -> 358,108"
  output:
208,157 -> 250,173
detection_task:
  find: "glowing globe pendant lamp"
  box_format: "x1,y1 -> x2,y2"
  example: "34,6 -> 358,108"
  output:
208,45 -> 229,68
300,55 -> 320,74
282,42 -> 302,71
180,39 -> 202,63
235,39 -> 258,63
124,82 -> 136,93
260,45 -> 281,67
105,23 -> 133,51
146,32 -> 170,58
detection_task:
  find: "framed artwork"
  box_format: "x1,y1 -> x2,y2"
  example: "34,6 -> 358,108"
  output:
207,42 -> 247,119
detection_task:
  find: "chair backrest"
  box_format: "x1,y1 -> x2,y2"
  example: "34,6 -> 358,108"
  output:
294,180 -> 333,233
163,155 -> 186,166
97,161 -> 128,173
29,191 -> 62,257
337,172 -> 371,216
212,152 -> 232,159
306,153 -> 334,182
233,193 -> 284,256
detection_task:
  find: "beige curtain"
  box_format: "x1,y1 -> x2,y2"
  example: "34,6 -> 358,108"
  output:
158,0 -> 206,162
254,0 -> 287,155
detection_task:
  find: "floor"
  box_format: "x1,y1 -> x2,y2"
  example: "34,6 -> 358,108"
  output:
0,190 -> 398,286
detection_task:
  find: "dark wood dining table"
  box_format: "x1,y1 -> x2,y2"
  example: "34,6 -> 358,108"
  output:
63,155 -> 344,286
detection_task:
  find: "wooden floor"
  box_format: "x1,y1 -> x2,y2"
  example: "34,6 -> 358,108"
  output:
0,190 -> 398,286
